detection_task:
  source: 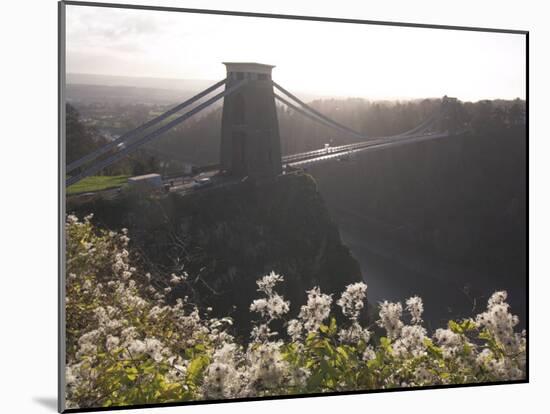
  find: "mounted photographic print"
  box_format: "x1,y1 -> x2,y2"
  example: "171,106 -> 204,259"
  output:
58,1 -> 528,412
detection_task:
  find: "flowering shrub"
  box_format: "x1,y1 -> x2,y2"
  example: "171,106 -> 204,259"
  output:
65,215 -> 526,409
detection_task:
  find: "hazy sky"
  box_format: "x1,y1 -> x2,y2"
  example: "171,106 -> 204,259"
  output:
66,5 -> 526,101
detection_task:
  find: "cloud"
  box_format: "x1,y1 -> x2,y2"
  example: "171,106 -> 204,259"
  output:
65,4 -> 526,101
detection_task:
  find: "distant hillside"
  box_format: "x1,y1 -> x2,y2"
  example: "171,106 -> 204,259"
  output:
66,73 -> 325,105
66,84 -> 198,105
67,73 -> 217,91
66,73 -> 216,105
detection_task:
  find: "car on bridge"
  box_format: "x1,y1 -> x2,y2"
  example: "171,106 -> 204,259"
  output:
193,177 -> 213,190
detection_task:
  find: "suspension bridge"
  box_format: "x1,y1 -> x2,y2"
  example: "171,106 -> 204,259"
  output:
66,62 -> 464,188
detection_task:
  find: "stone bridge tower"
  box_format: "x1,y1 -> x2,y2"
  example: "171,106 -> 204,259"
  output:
220,62 -> 282,179
439,95 -> 462,134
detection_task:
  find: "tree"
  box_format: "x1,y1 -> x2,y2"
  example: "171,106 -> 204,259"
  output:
66,104 -> 107,166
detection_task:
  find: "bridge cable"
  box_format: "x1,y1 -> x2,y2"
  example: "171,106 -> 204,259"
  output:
67,78 -> 228,173
274,93 -> 365,140
276,93 -> 442,163
274,81 -> 444,142
273,81 -> 366,140
66,79 -> 248,187
396,108 -> 441,137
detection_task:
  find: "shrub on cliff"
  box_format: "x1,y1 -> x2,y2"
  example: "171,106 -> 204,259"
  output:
65,216 -> 526,409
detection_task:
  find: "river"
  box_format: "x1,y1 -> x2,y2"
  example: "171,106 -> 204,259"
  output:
328,205 -> 527,331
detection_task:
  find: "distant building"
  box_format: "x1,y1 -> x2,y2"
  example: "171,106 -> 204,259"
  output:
220,62 -> 282,179
127,173 -> 162,190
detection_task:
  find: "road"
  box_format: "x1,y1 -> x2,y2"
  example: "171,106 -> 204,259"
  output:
284,132 -> 450,168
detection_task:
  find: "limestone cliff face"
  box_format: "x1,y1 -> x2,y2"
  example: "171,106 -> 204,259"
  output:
69,173 -> 362,334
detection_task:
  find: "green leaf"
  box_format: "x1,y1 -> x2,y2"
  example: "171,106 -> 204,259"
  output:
328,317 -> 338,336
380,337 -> 392,353
307,371 -> 323,390
460,319 -> 477,332
187,355 -> 210,384
448,320 -> 462,334
336,346 -> 349,360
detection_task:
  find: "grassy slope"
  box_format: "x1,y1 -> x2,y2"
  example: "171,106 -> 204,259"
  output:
67,175 -> 129,195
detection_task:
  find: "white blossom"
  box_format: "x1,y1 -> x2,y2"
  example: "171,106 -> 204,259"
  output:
287,319 -> 303,342
433,328 -> 464,358
170,273 -> 185,285
392,325 -> 427,357
476,290 -> 521,353
337,282 -> 368,320
338,321 -> 370,344
405,295 -> 424,324
250,294 -> 289,320
256,271 -> 284,295
246,341 -> 289,391
362,345 -> 376,361
105,335 -> 120,352
298,287 -> 332,333
377,300 -> 404,339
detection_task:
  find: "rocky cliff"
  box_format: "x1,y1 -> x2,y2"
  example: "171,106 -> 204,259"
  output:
68,173 -> 362,336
